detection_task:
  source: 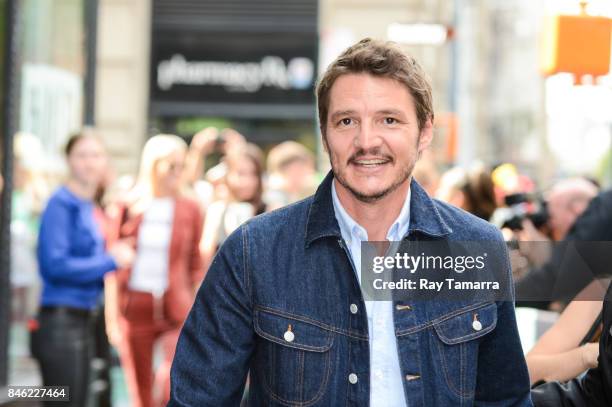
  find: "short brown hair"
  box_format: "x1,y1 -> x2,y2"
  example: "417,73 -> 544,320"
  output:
316,38 -> 434,134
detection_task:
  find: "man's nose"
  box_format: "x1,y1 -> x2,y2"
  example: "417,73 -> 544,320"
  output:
353,122 -> 382,151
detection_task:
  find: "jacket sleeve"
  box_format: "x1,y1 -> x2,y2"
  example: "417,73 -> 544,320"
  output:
475,234 -> 533,406
168,224 -> 253,406
38,198 -> 117,285
516,191 -> 612,303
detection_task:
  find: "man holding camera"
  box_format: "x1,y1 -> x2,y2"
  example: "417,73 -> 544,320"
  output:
515,178 -> 607,304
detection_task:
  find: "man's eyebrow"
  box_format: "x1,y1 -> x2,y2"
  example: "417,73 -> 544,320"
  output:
329,110 -> 357,122
376,109 -> 406,117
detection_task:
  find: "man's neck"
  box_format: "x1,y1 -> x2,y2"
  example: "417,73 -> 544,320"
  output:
334,178 -> 411,241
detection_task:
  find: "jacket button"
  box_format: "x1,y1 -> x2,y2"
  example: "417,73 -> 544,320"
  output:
472,320 -> 482,331
348,373 -> 358,384
405,374 -> 421,381
350,304 -> 358,314
284,325 -> 295,342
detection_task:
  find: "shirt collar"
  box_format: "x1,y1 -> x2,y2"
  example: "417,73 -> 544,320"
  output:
305,171 -> 451,248
331,180 -> 411,243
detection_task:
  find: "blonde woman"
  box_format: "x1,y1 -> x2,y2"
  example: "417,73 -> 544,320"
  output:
107,134 -> 203,407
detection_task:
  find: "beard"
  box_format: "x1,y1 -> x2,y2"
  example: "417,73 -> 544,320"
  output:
328,143 -> 417,204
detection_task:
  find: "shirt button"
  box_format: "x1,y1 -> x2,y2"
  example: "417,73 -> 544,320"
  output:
350,304 -> 358,314
348,373 -> 358,384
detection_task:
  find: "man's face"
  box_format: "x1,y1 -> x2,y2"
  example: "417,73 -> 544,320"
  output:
547,194 -> 581,241
323,73 -> 433,203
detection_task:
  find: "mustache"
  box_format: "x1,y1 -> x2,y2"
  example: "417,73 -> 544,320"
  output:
347,148 -> 394,165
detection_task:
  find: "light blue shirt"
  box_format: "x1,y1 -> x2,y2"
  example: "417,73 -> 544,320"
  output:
331,180 -> 411,407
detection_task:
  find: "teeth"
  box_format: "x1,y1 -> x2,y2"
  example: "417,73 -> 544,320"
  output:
355,159 -> 387,165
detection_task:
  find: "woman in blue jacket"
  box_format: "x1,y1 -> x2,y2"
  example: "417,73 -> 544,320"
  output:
30,129 -> 134,407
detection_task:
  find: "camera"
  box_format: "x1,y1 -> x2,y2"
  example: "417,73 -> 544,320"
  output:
494,192 -> 549,231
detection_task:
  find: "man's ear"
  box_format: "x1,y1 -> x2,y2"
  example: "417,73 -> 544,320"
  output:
417,118 -> 434,154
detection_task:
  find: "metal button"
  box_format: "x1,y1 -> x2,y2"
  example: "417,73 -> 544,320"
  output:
284,325 -> 295,342
472,320 -> 482,331
284,330 -> 295,342
350,304 -> 358,314
348,373 -> 358,384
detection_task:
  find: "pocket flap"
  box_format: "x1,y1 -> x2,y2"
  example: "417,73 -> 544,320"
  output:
433,302 -> 497,345
254,308 -> 334,352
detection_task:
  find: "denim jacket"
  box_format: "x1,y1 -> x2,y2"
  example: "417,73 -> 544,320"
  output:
169,172 -> 533,406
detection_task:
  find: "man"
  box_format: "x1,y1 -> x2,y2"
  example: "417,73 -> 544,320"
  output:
168,38 -> 531,406
516,186 -> 612,304
513,178 -> 598,308
546,178 -> 598,241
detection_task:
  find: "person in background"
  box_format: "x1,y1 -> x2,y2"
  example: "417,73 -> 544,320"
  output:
182,126 -> 246,210
525,280 -> 605,385
265,140 -> 317,210
411,150 -> 440,197
200,142 -> 265,274
506,176 -> 597,273
31,129 -> 134,407
106,134 -> 203,407
545,177 -> 598,241
11,133 -> 49,322
515,178 -> 601,306
510,176 -> 599,245
91,167 -> 132,407
436,163 -> 497,221
530,281 -> 612,406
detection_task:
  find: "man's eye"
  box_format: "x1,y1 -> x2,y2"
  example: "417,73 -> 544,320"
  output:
384,117 -> 397,125
340,118 -> 352,126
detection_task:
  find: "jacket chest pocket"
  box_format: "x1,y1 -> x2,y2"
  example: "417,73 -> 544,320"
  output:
253,308 -> 334,406
430,302 -> 497,400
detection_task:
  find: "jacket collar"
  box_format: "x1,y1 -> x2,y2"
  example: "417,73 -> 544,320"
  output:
305,171 -> 452,247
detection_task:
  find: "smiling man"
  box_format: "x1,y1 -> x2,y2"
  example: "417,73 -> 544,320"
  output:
168,38 -> 532,406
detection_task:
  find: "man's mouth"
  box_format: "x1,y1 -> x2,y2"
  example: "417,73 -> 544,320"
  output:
350,157 -> 392,168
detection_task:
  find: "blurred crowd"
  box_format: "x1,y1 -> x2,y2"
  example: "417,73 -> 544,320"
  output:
1,126 -> 610,406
